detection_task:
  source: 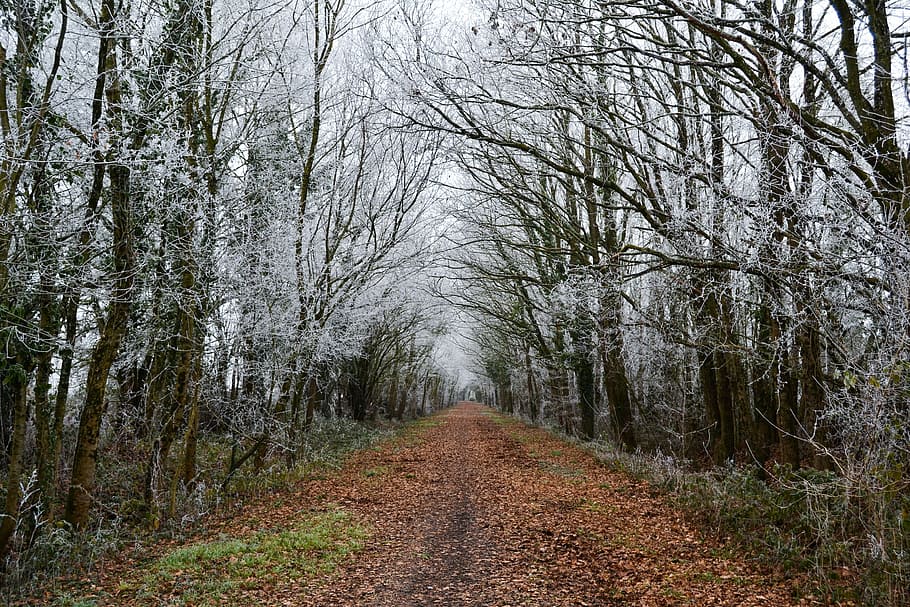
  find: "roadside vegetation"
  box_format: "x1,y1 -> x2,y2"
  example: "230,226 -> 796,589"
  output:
542,426 -> 908,604
4,418 -> 391,603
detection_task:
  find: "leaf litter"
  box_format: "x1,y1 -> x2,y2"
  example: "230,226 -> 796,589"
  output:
36,403 -> 814,606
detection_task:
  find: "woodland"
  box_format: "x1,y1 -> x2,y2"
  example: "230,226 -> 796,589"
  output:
0,0 -> 908,604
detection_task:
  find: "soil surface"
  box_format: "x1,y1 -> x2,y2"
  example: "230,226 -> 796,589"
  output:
58,402 -> 808,605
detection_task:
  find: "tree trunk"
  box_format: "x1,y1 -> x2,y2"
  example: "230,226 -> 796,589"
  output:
573,348 -> 596,440
699,351 -> 721,462
797,321 -> 831,470
603,345 -> 636,451
304,375 -> 318,429
33,291 -> 61,525
387,373 -> 399,420
52,296 -> 77,488
181,347 -> 204,490
713,350 -> 736,463
64,6 -> 134,526
181,371 -> 201,488
598,287 -> 636,451
545,361 -> 569,434
751,303 -> 779,470
525,346 -> 539,421
0,366 -> 28,557
419,373 -> 429,417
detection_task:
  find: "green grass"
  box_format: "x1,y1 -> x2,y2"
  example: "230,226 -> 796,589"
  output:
413,417 -> 443,429
363,465 -> 389,478
691,571 -> 721,584
134,509 -> 366,605
487,413 -> 519,426
395,415 -> 444,447
661,586 -> 688,601
18,417 -> 424,605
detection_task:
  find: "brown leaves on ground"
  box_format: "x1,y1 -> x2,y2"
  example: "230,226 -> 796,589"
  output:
55,403 -> 811,606
296,403 -> 806,606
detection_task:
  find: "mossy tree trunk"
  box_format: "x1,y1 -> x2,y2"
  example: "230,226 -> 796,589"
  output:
65,0 -> 135,527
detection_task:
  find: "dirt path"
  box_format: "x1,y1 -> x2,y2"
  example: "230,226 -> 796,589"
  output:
75,402 -> 805,606
298,402 -> 800,606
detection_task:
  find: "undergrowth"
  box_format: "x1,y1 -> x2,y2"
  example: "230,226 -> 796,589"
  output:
586,440 -> 909,606
2,416 -> 394,605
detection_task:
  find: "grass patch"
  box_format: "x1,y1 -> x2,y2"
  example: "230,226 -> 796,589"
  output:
134,509 -> 366,606
413,417 -> 443,429
661,586 -> 688,601
484,410 -> 519,426
510,431 -> 531,444
16,414 -> 436,604
395,415 -> 444,447
690,571 -> 720,584
363,466 -> 389,478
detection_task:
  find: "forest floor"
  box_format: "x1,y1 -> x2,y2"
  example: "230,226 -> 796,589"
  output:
38,402 -> 814,606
